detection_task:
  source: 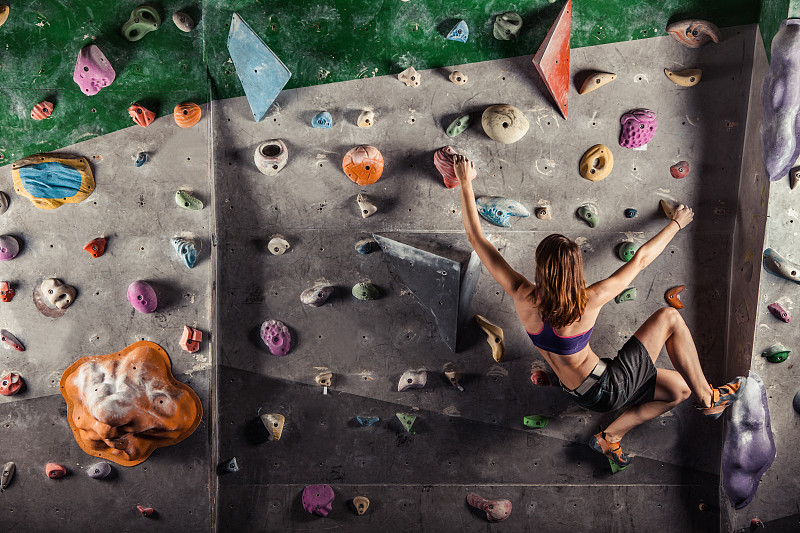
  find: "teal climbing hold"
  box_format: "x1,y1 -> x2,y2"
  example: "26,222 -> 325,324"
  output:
312,111 -> 333,129
356,416 -> 380,427
614,287 -> 637,304
476,197 -> 530,228
446,20 -> 469,43
171,237 -> 197,269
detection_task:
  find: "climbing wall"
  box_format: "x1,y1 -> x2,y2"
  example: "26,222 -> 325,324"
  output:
213,26 -> 759,531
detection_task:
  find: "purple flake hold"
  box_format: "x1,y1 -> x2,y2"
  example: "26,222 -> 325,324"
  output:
619,109 -> 658,149
767,302 -> 791,322
127,280 -> 157,313
0,235 -> 20,261
73,45 -> 116,96
260,319 -> 291,356
302,484 -> 334,517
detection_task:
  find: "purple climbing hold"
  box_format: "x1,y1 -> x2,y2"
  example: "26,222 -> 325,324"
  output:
767,302 -> 791,322
260,319 -> 291,356
127,280 -> 157,313
618,109 -> 657,149
73,44 -> 116,96
722,372 -> 776,509
302,484 -> 335,517
0,235 -> 19,261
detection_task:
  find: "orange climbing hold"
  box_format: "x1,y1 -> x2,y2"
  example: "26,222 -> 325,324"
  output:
342,145 -> 384,186
0,281 -> 14,302
128,103 -> 155,128
84,237 -> 107,258
174,102 -> 201,128
665,285 -> 686,309
30,101 -> 53,120
531,0 -> 571,119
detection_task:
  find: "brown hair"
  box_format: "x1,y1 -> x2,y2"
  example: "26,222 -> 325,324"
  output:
535,234 -> 588,329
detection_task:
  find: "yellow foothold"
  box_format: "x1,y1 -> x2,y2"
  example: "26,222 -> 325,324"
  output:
315,372 -> 333,387
579,72 -> 617,95
474,314 -> 505,362
353,496 -> 370,515
664,68 -> 702,87
260,413 -> 285,441
579,144 -> 614,182
660,199 -> 679,219
0,5 -> 8,29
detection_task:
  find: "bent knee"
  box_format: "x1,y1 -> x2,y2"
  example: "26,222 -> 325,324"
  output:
656,306 -> 685,330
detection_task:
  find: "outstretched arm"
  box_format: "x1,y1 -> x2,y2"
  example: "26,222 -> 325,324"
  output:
590,205 -> 695,305
455,155 -> 532,298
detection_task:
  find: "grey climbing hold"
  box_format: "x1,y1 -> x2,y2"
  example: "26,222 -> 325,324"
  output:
614,287 -> 637,304
493,12 -> 523,40
356,416 -> 380,427
357,110 -> 375,128
792,166 -> 800,190
763,248 -> 800,283
171,237 -> 198,269
87,461 -> 112,479
352,281 -> 379,300
175,190 -> 203,210
577,203 -> 599,228
260,413 -> 285,440
356,193 -> 377,218
355,238 -> 379,255
624,208 -> 637,218
268,235 -> 290,255
398,66 -> 420,87
133,152 -> 147,167
225,457 -> 239,473
254,139 -> 288,176
618,242 -> 638,262
794,388 -> 800,414
0,192 -> 8,215
300,284 -> 334,307
0,461 -> 14,491
172,11 -> 194,32
449,71 -> 467,85
398,369 -> 427,391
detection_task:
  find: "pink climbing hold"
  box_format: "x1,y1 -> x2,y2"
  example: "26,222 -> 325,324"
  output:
31,101 -> 53,120
433,146 -> 474,189
137,505 -> 155,518
127,281 -> 157,314
46,463 -> 67,479
670,161 -> 690,179
180,325 -> 203,353
73,44 -> 116,96
466,493 -> 512,522
768,302 -> 790,322
618,109 -> 657,149
0,235 -> 20,261
0,372 -> 23,396
530,370 -> 551,386
260,319 -> 291,356
302,484 -> 335,517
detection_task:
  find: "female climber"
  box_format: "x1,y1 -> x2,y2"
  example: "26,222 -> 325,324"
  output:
454,154 -> 745,469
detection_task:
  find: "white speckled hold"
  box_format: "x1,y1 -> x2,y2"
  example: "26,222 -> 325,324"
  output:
172,11 -> 194,32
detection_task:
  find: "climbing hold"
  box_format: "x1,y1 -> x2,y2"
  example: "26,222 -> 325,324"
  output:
355,238 -> 379,255
532,0 -> 571,117
122,5 -> 161,41
579,144 -> 614,181
751,518 -> 765,529
624,208 -> 637,218
137,506 -> 155,518
794,389 -> 800,414
761,20 -> 800,182
444,363 -> 464,391
476,197 -> 530,227
577,203 -> 599,228
0,235 -> 19,260
353,496 -> 370,515
128,103 -> 155,128
12,153 -> 95,209
466,493 -> 512,522
260,413 -> 285,440
481,104 -> 529,144
768,302 -> 791,322
175,189 -> 203,210
302,484 -> 335,517
0,330 -> 24,351
267,235 -> 290,255
449,71 -> 467,85
0,5 -> 7,29
133,152 -> 147,167
86,461 -> 112,479
0,191 -> 8,214
535,206 -> 551,220
171,237 -> 198,269
398,66 -> 420,87
446,20 -> 469,43
670,161 -> 690,178
356,416 -> 380,427
0,281 -> 14,302
172,11 -> 194,32
0,373 -> 23,395
446,114 -> 471,138
666,19 -> 721,48
579,72 -> 617,95
73,45 -> 115,96
398,369 -> 427,392
260,319 -> 291,356
494,12 -> 523,40
227,13 -> 292,122
665,285 -> 686,309
396,413 -> 417,433
357,110 -> 374,128
41,278 -> 77,309
722,372 -> 776,509
356,193 -> 377,218
84,237 -> 107,258
792,167 -> 800,190
664,68 -> 702,88
619,109 -> 658,148
315,372 -> 333,387
434,145 -> 473,189
523,415 -> 549,429
174,102 -> 201,128
530,370 -> 550,386
342,145 -> 384,186
762,344 -> 790,363
763,248 -> 800,283
352,281 -> 379,300
127,280 -> 158,313
474,315 -> 505,362
618,242 -> 638,262
660,199 -> 678,219
180,325 -> 203,353
1,462 -> 15,491
312,111 -> 333,129
31,100 -> 53,120
614,287 -> 637,304
224,457 -> 239,473
46,463 -> 67,479
301,284 -> 334,307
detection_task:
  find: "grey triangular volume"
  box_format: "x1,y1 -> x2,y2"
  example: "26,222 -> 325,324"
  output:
373,234 -> 480,352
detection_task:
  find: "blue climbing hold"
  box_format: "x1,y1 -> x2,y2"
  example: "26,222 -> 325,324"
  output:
446,20 -> 469,43
624,208 -> 637,218
476,197 -> 530,228
134,152 -> 148,167
17,162 -> 82,200
312,111 -> 333,129
355,239 -> 378,255
171,237 -> 198,269
356,416 -> 380,427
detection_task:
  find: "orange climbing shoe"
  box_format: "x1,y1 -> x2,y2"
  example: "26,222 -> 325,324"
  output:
589,431 -> 630,469
696,377 -> 745,419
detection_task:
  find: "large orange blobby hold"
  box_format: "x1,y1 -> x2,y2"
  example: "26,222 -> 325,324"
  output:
342,145 -> 384,186
60,341 -> 202,466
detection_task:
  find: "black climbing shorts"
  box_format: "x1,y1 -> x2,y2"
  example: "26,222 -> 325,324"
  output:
571,336 -> 658,413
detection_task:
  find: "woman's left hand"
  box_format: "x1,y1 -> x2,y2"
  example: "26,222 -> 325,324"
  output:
454,154 -> 476,185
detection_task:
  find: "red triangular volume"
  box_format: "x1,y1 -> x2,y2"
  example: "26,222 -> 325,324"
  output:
532,0 -> 571,119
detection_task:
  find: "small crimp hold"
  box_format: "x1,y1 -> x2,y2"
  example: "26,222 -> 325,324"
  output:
660,199 -> 678,219
31,100 -> 53,120
624,208 -> 637,218
1,462 -> 15,491
224,457 -> 239,473
300,284 -> 334,307
46,463 -> 67,479
535,206 -> 551,220
762,343 -> 790,363
398,66 -> 420,87
0,372 -> 23,396
171,237 -> 198,269
180,325 -> 203,353
449,71 -> 467,85
530,370 -> 550,386
466,493 -> 512,522
0,281 -> 15,302
443,362 -> 464,391
579,72 -> 617,95
670,161 -> 690,178
260,413 -> 285,440
398,369 -> 427,391
0,330 -> 24,351
446,114 -> 471,138
618,242 -> 638,262
128,103 -> 155,128
0,191 -> 8,215
86,461 -> 112,479
664,68 -> 702,87
357,110 -> 374,128
356,416 -> 380,427
175,190 -> 203,210
122,6 -> 161,42
396,413 -> 417,433
446,20 -> 469,43
614,287 -> 637,304
493,12 -> 523,40
352,281 -> 379,300
356,193 -> 377,218
172,11 -> 194,32
137,505 -> 155,518
133,152 -> 148,167
260,319 -> 291,356
267,235 -> 290,255
768,302 -> 791,322
523,415 -> 548,429
315,372 -> 333,387
666,19 -> 721,48
474,314 -> 505,362
84,237 -> 107,258
355,238 -> 379,254
577,203 -> 599,228
312,111 -> 333,129
353,496 -> 370,515
665,285 -> 686,309
302,484 -> 335,517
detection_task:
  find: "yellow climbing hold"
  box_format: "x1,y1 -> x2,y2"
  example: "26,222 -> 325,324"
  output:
475,314 -> 505,362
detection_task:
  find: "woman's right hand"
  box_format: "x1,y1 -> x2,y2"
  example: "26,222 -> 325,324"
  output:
673,204 -> 694,229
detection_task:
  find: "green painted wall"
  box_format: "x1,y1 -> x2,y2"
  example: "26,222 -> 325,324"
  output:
0,0 -> 761,166
758,0 -> 791,60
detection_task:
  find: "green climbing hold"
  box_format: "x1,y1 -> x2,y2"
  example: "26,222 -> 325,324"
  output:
577,203 -> 599,228
619,242 -> 638,262
614,287 -> 637,304
396,413 -> 417,433
122,5 -> 161,42
523,415 -> 548,429
352,281 -> 379,300
762,343 -> 790,363
175,190 -> 203,210
446,114 -> 471,137
493,12 -> 523,40
609,460 -> 628,474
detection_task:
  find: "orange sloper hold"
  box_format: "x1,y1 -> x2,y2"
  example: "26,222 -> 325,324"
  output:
531,0 -> 571,119
342,145 -> 384,186
60,341 -> 202,466
128,103 -> 155,128
174,102 -> 201,128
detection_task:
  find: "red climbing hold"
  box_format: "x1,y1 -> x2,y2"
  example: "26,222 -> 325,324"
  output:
137,505 -> 155,517
180,325 -> 203,353
0,373 -> 23,396
665,285 -> 686,309
128,103 -> 155,128
84,237 -> 107,258
531,0 -> 571,119
46,463 -> 67,479
670,161 -> 690,179
0,281 -> 14,302
531,370 -> 551,386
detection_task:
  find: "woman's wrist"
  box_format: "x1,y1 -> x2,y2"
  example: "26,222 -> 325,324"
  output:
671,219 -> 682,230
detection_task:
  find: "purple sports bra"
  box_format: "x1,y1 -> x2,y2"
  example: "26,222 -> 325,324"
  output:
527,318 -> 593,355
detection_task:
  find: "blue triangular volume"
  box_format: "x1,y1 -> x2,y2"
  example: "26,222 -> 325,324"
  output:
227,13 -> 292,122
446,20 -> 469,43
